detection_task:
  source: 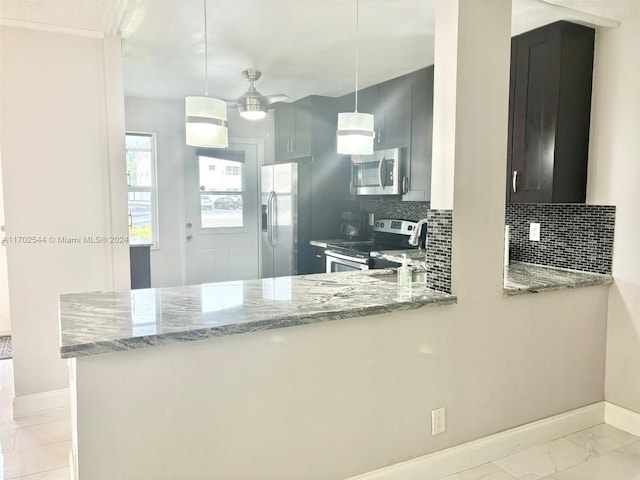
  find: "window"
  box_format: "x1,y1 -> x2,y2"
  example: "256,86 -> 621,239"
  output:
198,154 -> 245,229
126,133 -> 158,246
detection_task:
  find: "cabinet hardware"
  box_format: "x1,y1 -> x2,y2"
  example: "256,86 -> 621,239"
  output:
512,170 -> 518,193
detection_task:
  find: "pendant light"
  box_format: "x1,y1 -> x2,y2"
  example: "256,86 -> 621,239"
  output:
185,0 -> 228,148
337,0 -> 375,155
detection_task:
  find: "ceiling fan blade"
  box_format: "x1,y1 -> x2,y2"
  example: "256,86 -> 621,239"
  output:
263,94 -> 290,105
223,99 -> 241,106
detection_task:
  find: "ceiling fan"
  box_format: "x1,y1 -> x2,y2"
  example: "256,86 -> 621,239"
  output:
226,69 -> 289,120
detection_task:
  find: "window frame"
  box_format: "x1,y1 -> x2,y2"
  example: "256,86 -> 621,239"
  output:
126,131 -> 159,247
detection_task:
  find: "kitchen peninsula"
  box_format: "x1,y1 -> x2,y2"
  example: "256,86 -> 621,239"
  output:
61,270 -> 455,478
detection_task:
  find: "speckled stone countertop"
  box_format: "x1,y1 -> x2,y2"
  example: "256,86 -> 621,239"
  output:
503,262 -> 613,296
371,249 -> 426,266
372,252 -> 613,296
309,239 -> 374,249
59,270 -> 457,358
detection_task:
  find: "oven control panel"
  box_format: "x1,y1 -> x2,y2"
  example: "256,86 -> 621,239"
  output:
372,218 -> 418,236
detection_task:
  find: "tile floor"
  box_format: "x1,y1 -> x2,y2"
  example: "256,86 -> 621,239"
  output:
0,359 -> 70,479
1,356 -> 639,479
440,423 -> 640,480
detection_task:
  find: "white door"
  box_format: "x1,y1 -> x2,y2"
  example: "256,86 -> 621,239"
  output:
184,141 -> 260,285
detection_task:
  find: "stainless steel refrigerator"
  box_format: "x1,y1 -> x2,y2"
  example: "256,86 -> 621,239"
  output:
260,161 -> 313,278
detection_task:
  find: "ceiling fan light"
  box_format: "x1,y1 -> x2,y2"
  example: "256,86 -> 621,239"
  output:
240,109 -> 267,120
238,96 -> 267,121
337,112 -> 375,155
185,96 -> 229,148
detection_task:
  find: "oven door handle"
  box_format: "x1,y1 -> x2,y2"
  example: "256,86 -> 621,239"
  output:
324,250 -> 370,265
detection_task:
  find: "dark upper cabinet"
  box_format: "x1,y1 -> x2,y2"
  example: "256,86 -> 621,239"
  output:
378,75 -> 412,151
273,103 -> 311,161
507,21 -> 595,203
354,77 -> 411,151
404,66 -> 434,202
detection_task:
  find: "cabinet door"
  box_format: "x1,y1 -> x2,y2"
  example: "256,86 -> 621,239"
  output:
292,106 -> 311,158
274,105 -> 295,161
380,75 -> 412,151
404,67 -> 433,202
509,26 -> 561,203
357,84 -> 384,148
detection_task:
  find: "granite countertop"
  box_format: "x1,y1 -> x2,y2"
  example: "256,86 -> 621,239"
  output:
503,262 -> 613,296
59,270 -> 457,359
372,252 -> 613,296
370,249 -> 426,266
309,239 -> 374,249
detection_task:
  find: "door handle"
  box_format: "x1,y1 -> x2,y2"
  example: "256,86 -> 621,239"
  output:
186,235 -> 193,241
512,170 -> 518,193
267,191 -> 277,247
271,192 -> 278,247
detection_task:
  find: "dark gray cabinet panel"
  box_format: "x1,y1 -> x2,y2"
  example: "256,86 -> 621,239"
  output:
404,66 -> 434,202
273,104 -> 312,161
130,245 -> 151,289
507,21 -> 594,203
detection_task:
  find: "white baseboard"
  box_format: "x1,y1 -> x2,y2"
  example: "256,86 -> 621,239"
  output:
347,402 -> 605,480
605,401 -> 640,437
13,388 -> 70,418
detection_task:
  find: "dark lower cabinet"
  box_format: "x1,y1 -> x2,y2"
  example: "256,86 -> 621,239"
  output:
507,21 -> 595,203
307,245 -> 327,274
130,245 -> 151,289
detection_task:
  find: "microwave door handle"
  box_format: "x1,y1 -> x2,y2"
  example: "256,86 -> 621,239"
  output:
378,158 -> 385,190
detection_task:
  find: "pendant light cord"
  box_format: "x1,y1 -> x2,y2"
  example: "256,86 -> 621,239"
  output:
203,0 -> 209,97
354,0 -> 359,112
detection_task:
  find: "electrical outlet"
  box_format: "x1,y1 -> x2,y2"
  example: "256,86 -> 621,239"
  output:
431,407 -> 446,435
529,222 -> 541,242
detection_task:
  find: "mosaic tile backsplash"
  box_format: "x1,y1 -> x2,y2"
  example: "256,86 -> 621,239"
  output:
426,209 -> 453,293
359,199 -> 430,222
506,204 -> 615,274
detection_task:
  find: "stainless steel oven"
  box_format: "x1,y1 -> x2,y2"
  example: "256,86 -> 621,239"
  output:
325,250 -> 370,272
350,148 -> 407,196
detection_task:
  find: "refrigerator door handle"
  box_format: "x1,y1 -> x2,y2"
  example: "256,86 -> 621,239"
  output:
270,191 -> 278,247
267,191 -> 277,247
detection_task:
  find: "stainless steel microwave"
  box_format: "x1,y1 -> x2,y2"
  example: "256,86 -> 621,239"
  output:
350,148 -> 407,196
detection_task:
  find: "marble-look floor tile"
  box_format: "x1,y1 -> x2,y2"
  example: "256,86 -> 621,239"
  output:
13,419 -> 71,451
564,424 -> 640,456
493,443 -> 561,479
1,441 -> 71,478
545,444 -> 640,480
0,428 -> 16,454
493,424 -> 640,479
12,466 -> 70,479
0,409 -> 70,433
441,463 -> 516,479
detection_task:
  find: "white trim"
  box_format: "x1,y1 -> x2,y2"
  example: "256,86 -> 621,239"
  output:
533,0 -> 621,28
347,402 -> 605,480
0,18 -> 105,38
12,388 -> 70,418
605,401 -> 640,437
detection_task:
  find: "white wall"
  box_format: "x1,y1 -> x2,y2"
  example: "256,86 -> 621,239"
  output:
0,151 -> 10,334
0,26 -> 129,409
125,97 -> 187,288
587,12 -> 640,413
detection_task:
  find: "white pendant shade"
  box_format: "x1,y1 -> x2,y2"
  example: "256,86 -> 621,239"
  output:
337,112 -> 375,155
185,96 -> 229,148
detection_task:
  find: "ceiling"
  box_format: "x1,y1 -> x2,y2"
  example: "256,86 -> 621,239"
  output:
1,0 -> 636,103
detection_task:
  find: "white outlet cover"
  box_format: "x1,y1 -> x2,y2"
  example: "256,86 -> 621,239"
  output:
431,407 -> 446,435
529,222 -> 541,242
